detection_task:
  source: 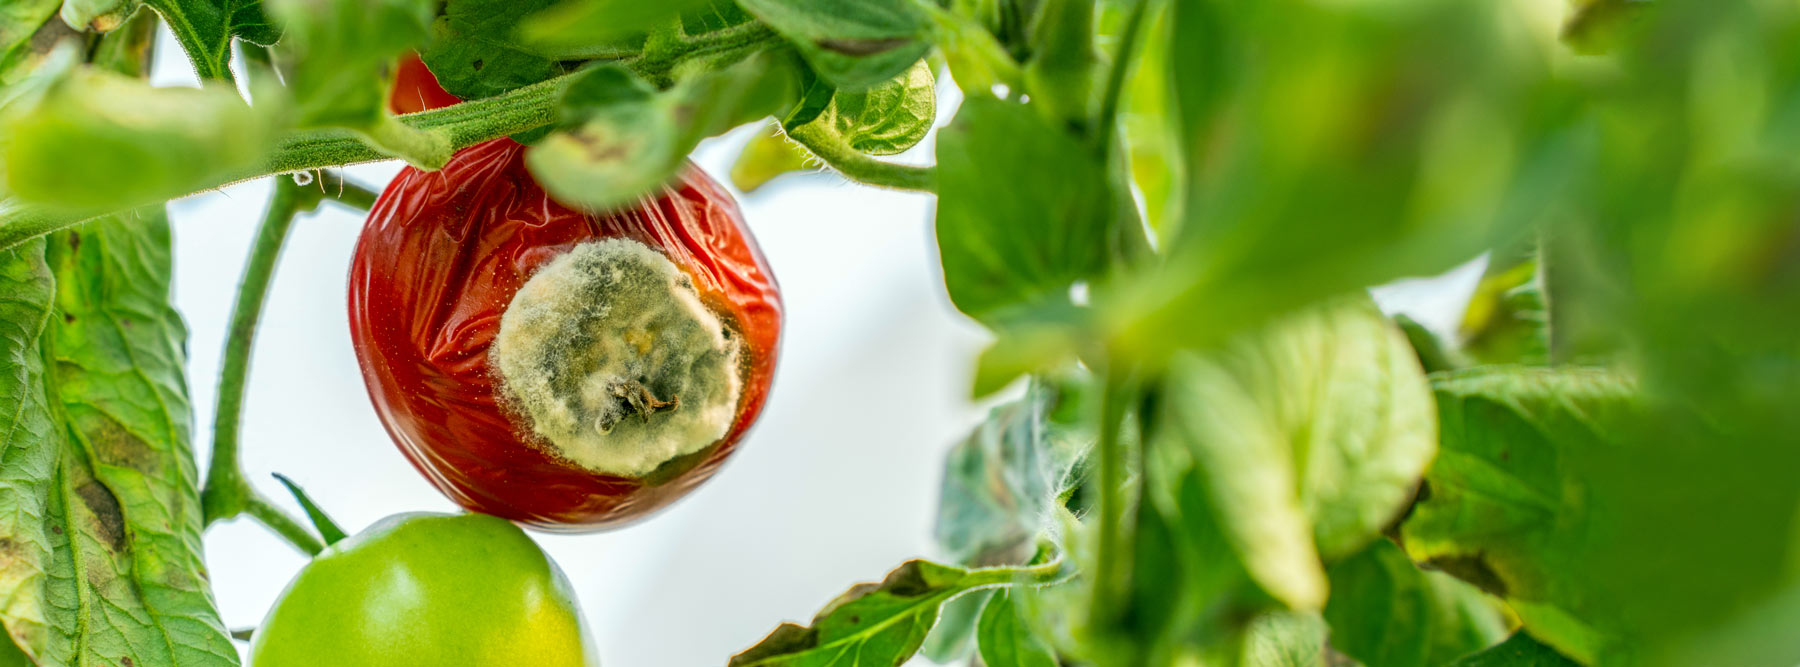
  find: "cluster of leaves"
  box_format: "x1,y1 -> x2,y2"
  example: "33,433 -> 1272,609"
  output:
0,0 -> 1797,665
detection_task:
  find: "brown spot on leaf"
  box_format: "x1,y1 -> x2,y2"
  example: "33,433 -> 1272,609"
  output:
1423,553 -> 1508,598
816,37 -> 911,56
62,313 -> 74,324
471,58 -> 485,71
75,481 -> 127,551
86,417 -> 162,476
67,232 -> 79,252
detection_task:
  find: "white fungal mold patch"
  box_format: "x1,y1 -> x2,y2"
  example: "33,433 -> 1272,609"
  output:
492,238 -> 743,478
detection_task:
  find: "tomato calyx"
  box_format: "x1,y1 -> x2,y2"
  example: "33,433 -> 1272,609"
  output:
492,237 -> 745,479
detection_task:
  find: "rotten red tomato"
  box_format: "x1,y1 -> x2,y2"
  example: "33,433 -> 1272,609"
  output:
349,138 -> 782,531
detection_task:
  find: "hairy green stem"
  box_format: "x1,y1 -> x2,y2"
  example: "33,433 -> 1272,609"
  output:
787,124 -> 938,192
244,495 -> 325,556
199,178 -> 328,555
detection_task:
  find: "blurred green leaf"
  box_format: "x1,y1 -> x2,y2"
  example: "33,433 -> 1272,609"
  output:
1021,0 -> 1095,126
1202,611 -> 1329,667
59,0 -> 138,33
0,211 -> 237,667
1562,0 -> 1648,56
1399,368 -> 1631,663
935,379 -> 1090,566
978,590 -> 1058,667
800,59 -> 935,156
518,0 -> 710,57
528,55 -> 797,212
1394,315 -> 1465,375
0,0 -> 69,85
268,0 -> 445,165
730,560 -> 1061,667
736,0 -> 930,90
0,50 -> 279,212
934,96 -> 1114,325
1447,632 -> 1579,667
1149,296 -> 1436,613
422,0 -> 567,100
1404,363 -> 1800,665
1459,257 -> 1549,367
1323,539 -> 1508,667
730,121 -> 815,193
1120,0 -> 1583,359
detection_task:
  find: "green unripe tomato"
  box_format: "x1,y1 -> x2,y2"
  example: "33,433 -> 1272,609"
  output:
250,512 -> 601,666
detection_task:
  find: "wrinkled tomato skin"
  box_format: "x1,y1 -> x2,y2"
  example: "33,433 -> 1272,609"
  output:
389,53 -> 461,114
349,138 -> 782,531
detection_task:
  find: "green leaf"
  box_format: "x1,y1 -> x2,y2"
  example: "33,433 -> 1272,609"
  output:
143,0 -> 278,79
934,96 -> 1114,324
729,122 -> 815,193
799,59 -> 935,156
977,590 -> 1058,667
917,588 -> 992,663
266,0 -> 445,165
935,378 -> 1090,566
0,50 -> 279,212
528,56 -> 797,212
422,0 -> 567,100
735,0 -> 931,90
272,473 -> 347,545
1149,296 -> 1436,611
1323,539 -> 1508,667
0,210 -> 237,667
730,560 -> 1061,667
1447,632 -> 1579,667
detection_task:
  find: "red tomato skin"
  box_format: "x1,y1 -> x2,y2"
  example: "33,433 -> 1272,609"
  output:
349,138 -> 782,531
390,53 -> 462,114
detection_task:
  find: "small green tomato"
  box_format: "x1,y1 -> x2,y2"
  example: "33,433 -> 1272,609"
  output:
250,512 -> 600,666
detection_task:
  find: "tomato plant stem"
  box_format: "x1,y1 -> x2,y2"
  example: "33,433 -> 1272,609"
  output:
1089,367 -> 1133,621
199,174 -> 367,556
786,123 -> 938,192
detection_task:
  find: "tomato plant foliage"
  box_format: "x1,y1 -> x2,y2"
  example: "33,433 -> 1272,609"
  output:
2,0 -> 1800,665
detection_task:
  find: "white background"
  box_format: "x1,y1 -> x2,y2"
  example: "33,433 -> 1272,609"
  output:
146,30 -> 1481,666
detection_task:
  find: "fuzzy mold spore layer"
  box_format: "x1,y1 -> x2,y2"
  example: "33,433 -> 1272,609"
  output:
492,238 -> 743,478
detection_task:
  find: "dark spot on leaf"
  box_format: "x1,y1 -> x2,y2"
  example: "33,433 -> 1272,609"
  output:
471,59 -> 484,71
87,417 -> 162,476
1500,449 -> 1512,461
50,526 -> 61,535
67,232 -> 79,251
881,562 -> 932,597
122,658 -> 134,667
76,481 -> 127,551
1423,553 -> 1508,597
62,313 -> 74,324
816,37 -> 912,56
847,615 -> 860,625
119,318 -> 132,328
728,623 -> 818,666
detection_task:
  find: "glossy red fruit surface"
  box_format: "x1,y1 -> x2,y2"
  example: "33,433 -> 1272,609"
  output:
349,138 -> 781,531
389,53 -> 461,114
